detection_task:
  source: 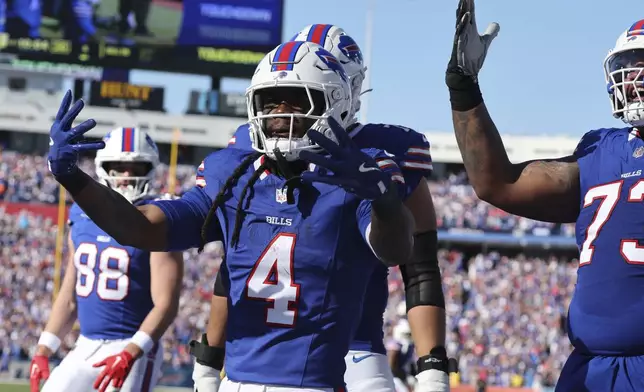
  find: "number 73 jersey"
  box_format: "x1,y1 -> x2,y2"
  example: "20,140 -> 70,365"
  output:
68,201 -> 154,340
572,127 -> 644,355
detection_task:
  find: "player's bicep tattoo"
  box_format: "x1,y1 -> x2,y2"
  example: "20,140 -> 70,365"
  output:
516,157 -> 580,195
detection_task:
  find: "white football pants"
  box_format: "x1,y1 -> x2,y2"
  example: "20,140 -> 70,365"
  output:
42,335 -> 163,392
344,350 -> 395,392
220,377 -> 339,392
215,350 -> 394,392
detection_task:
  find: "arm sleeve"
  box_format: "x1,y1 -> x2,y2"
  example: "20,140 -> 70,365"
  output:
212,262 -> 230,297
152,186 -> 223,252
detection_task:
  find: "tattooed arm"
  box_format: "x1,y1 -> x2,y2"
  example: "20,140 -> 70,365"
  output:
452,104 -> 580,223
446,1 -> 580,223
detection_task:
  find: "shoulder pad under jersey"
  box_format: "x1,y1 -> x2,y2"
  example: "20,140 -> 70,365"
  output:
228,123 -> 253,150
574,127 -> 632,160
354,123 -> 433,175
195,148 -> 257,190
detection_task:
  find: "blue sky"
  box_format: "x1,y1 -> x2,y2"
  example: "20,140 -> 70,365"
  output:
131,0 -> 638,137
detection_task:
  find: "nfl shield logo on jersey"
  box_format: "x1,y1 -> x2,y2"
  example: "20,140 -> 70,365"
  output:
276,188 -> 288,203
634,146 -> 644,158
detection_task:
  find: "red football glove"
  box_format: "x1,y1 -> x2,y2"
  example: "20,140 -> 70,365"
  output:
30,355 -> 50,392
92,350 -> 135,392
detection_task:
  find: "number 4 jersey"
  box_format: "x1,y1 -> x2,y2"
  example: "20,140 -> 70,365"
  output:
573,126 -> 644,355
153,147 -> 410,389
68,199 -> 155,340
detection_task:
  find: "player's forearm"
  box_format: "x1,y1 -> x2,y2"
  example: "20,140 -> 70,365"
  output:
451,103 -> 518,203
369,185 -> 414,266
125,300 -> 179,359
57,170 -> 164,250
38,294 -> 77,356
206,295 -> 228,348
407,306 -> 446,357
401,230 -> 446,356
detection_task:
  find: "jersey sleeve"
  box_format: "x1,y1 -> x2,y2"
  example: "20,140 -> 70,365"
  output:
356,148 -> 409,247
395,129 -> 433,196
151,154 -> 224,251
360,124 -> 433,196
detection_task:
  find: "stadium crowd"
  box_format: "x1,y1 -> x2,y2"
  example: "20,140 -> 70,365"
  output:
0,150 -> 576,389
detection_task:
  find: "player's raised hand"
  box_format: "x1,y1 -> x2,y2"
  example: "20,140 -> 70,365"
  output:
299,117 -> 391,200
29,355 -> 50,392
92,350 -> 135,392
447,0 -> 499,81
47,90 -> 104,178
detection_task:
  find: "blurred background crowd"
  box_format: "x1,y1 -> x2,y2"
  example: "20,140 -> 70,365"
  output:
0,149 -> 575,390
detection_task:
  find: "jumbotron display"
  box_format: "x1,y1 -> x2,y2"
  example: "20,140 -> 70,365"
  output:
0,0 -> 283,76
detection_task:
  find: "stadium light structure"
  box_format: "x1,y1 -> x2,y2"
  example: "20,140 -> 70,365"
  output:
359,0 -> 375,125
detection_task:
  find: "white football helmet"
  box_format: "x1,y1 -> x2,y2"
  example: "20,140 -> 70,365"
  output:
605,20 -> 644,126
290,24 -> 367,124
246,41 -> 352,161
95,127 -> 160,203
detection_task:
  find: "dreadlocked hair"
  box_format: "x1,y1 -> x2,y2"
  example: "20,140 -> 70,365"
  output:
198,152 -> 261,253
230,157 -> 273,247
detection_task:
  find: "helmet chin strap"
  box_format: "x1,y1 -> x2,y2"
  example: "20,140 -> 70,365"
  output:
272,147 -> 294,179
273,147 -> 303,206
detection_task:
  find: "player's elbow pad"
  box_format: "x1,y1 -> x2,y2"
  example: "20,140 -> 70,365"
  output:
189,334 -> 225,370
399,230 -> 445,311
212,270 -> 228,297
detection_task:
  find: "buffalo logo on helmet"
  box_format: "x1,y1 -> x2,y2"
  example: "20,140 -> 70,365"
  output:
338,35 -> 363,64
145,134 -> 158,152
315,48 -> 348,82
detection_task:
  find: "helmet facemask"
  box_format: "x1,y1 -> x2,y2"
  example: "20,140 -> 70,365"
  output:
246,41 -> 353,162
96,160 -> 155,203
247,79 -> 351,162
606,49 -> 644,126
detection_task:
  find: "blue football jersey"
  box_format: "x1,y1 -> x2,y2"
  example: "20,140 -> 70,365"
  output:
153,147 -> 409,388
69,197 -> 156,340
228,123 -> 433,355
572,127 -> 644,355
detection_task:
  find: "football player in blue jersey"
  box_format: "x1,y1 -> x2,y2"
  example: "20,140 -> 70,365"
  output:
193,24 -> 453,392
446,0 -> 644,391
30,128 -> 184,392
46,41 -> 415,392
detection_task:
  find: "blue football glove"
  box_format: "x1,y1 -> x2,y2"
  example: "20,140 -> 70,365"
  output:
299,117 -> 391,201
48,90 -> 104,177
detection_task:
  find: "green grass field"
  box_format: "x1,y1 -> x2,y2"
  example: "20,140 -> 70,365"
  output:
0,381 -> 189,391
39,0 -> 182,46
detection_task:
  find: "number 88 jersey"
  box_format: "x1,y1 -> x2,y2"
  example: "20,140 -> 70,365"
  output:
68,200 -> 154,340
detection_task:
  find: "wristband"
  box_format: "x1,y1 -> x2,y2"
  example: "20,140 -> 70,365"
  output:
37,331 -> 61,353
130,331 -> 155,355
445,72 -> 484,112
55,169 -> 91,197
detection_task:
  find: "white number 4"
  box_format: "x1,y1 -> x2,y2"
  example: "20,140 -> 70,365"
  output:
580,180 -> 644,266
246,233 -> 300,327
